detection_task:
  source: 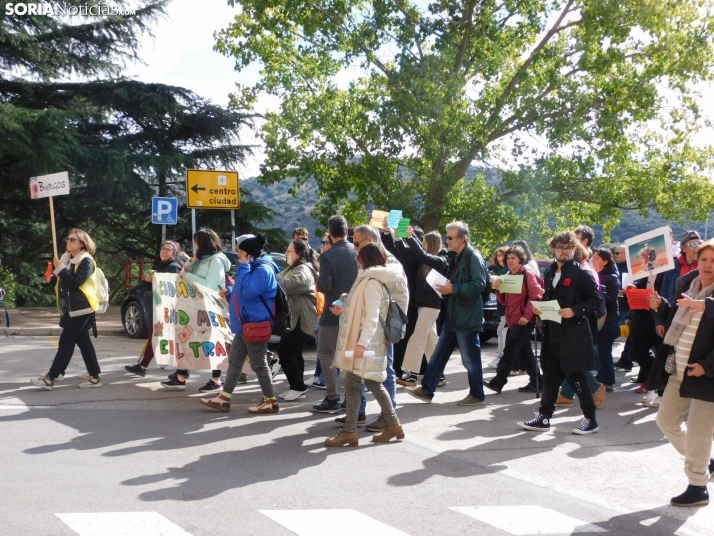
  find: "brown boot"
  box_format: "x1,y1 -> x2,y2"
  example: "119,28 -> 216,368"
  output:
324,430 -> 359,447
371,424 -> 405,442
594,383 -> 606,408
248,397 -> 279,414
200,393 -> 231,412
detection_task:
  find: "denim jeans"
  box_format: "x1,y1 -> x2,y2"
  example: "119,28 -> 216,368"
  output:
596,321 -> 619,386
360,344 -> 395,414
421,323 -> 484,398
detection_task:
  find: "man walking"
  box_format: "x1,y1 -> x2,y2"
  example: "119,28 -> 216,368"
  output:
313,215 -> 358,413
406,221 -> 488,406
518,231 -> 603,434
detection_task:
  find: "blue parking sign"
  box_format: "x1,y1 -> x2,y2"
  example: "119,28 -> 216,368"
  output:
152,197 -> 178,225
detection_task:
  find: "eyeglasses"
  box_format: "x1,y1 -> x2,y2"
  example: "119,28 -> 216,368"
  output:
321,241 -> 329,246
555,246 -> 574,252
685,241 -> 701,248
353,238 -> 369,247
65,237 -> 79,243
160,247 -> 174,252
446,236 -> 456,241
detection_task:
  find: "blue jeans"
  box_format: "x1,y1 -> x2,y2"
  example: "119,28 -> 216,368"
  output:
596,321 -> 619,386
561,370 -> 600,399
421,324 -> 484,398
360,344 -> 395,414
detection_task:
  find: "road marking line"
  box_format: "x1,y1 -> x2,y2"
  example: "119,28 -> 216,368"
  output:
56,512 -> 192,535
450,505 -> 607,534
259,509 -> 410,535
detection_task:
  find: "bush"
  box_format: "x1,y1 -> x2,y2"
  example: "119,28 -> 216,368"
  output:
0,265 -> 17,307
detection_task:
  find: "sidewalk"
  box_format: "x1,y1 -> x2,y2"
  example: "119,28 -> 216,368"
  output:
1,306 -> 126,337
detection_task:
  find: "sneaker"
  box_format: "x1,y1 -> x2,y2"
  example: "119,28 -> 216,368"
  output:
312,380 -> 327,389
335,414 -> 367,425
200,393 -> 231,412
488,358 -> 500,369
614,360 -> 632,372
483,379 -> 502,394
248,397 -> 279,414
199,379 -> 222,393
593,383 -> 606,408
239,373 -> 248,384
268,354 -> 281,379
604,385 -> 614,393
405,386 -> 433,403
313,397 -> 342,413
517,383 -> 538,393
168,370 -> 189,381
671,485 -> 709,507
283,389 -> 307,401
161,377 -> 187,390
365,415 -> 386,432
31,377 -> 54,390
78,377 -> 102,389
396,372 -> 418,387
457,394 -> 485,406
437,375 -> 447,387
518,412 -> 550,431
79,371 -> 102,380
38,373 -> 63,382
573,417 -> 599,435
308,375 -> 320,385
635,383 -> 648,394
643,394 -> 661,408
555,394 -> 574,406
125,364 -> 147,377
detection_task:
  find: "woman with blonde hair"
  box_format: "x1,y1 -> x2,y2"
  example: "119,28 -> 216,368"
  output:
395,228 -> 448,386
32,229 -> 102,389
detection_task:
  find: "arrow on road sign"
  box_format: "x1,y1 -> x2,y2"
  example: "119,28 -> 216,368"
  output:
191,184 -> 206,194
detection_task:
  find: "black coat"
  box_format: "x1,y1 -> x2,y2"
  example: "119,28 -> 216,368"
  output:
383,232 -> 420,308
154,258 -> 183,274
405,236 -> 447,310
616,260 -> 629,315
598,263 -> 620,324
541,260 -> 602,372
647,270 -> 714,402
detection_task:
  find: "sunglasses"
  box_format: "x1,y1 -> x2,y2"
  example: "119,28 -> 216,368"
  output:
685,241 -> 700,248
446,236 -> 456,241
65,237 -> 79,243
353,237 -> 369,247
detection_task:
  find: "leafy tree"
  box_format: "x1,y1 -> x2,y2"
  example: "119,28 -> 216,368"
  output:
217,0 -> 714,251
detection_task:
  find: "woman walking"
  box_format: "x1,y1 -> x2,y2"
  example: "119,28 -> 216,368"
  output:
200,234 -> 281,414
32,229 -> 102,389
161,229 -> 230,392
649,240 -> 714,507
592,248 -> 620,391
277,238 -> 319,401
325,244 -> 404,446
125,240 -> 183,377
489,246 -> 510,366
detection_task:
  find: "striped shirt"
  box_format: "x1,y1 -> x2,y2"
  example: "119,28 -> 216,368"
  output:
674,311 -> 703,381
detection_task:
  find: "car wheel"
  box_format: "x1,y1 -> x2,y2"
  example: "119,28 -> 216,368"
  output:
480,330 -> 495,343
123,301 -> 148,339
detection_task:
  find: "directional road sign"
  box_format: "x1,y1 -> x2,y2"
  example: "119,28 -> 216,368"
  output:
186,169 -> 239,209
152,197 -> 178,225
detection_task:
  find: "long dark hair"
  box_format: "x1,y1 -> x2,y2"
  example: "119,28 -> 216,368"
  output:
291,239 -> 320,271
513,240 -> 535,262
194,229 -> 222,259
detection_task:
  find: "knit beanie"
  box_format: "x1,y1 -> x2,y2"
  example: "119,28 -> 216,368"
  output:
239,233 -> 266,258
235,234 -> 255,246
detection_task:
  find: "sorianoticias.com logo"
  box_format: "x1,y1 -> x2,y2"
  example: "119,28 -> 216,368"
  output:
5,2 -> 136,16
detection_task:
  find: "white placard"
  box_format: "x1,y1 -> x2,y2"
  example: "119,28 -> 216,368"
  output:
426,269 -> 448,298
530,300 -> 562,323
624,226 -> 675,281
30,171 -> 70,199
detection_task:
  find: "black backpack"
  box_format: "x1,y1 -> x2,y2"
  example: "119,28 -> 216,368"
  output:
253,258 -> 292,337
376,281 -> 408,343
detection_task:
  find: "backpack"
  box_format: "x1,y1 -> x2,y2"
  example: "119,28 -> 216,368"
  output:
260,283 -> 291,336
315,284 -> 325,317
376,281 -> 408,343
73,260 -> 109,314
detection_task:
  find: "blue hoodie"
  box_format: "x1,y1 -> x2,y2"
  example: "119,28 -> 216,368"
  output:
227,256 -> 279,335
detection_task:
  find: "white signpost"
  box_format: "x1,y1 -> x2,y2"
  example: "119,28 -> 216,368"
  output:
29,171 -> 71,258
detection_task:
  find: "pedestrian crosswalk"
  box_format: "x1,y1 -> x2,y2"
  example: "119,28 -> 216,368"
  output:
450,506 -> 608,534
56,512 -> 192,536
259,509 -> 410,536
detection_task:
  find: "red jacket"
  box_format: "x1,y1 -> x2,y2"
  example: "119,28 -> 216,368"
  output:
496,266 -> 544,328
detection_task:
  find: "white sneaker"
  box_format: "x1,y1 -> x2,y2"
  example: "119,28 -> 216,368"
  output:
278,389 -> 291,399
643,395 -> 661,408
38,374 -> 63,382
488,358 -> 500,368
308,376 -> 320,386
78,377 -> 102,389
283,389 -> 308,401
641,391 -> 658,405
79,371 -> 102,380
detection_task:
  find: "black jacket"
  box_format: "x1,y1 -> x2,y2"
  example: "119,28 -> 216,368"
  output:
541,260 -> 602,372
51,252 -> 95,317
598,263 -> 620,324
616,260 -> 629,315
155,258 -> 183,274
405,236 -> 447,310
382,232 -> 420,306
647,270 -> 714,402
317,239 -> 358,327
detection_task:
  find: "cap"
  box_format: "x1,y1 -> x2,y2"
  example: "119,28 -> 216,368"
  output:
680,230 -> 701,244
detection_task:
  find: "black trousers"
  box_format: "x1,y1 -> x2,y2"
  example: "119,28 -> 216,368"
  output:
393,306 -> 419,377
492,323 -> 541,389
539,343 -> 596,421
48,313 -> 100,380
277,318 -> 312,391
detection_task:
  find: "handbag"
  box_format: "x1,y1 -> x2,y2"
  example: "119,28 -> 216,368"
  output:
233,287 -> 272,343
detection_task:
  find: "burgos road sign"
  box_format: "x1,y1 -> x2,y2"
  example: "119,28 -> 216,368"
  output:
186,169 -> 239,209
152,197 -> 178,225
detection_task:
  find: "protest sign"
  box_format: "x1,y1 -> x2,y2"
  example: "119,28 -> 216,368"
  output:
387,210 -> 402,229
625,288 -> 653,310
152,274 -> 235,371
29,171 -> 71,258
497,274 -> 524,294
397,218 -> 410,238
624,226 -> 674,280
369,210 -> 390,229
530,300 -> 562,323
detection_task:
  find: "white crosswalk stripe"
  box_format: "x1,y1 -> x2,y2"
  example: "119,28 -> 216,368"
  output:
259,509 -> 410,536
450,505 -> 607,534
56,512 -> 192,536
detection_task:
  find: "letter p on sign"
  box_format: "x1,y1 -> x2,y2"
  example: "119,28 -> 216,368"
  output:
152,197 -> 178,225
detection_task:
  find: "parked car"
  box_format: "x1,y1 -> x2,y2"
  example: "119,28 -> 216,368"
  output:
121,251 -> 286,339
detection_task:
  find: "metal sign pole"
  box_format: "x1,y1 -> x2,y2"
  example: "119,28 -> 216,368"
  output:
231,210 -> 235,246
161,224 -> 166,244
191,209 -> 197,254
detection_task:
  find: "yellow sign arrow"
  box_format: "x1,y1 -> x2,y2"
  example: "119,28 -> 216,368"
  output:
186,169 -> 239,209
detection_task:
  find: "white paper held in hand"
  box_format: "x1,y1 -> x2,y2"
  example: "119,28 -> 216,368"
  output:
345,350 -> 376,357
530,300 -> 562,323
426,270 -> 448,298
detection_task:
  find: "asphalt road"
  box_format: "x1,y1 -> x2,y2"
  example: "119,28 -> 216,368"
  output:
0,335 -> 711,536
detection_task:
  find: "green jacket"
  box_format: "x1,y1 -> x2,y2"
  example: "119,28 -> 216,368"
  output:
444,245 -> 487,332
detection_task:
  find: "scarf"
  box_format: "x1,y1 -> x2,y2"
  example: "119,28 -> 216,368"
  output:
663,276 -> 714,346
